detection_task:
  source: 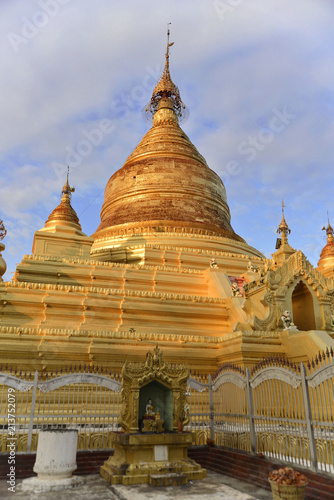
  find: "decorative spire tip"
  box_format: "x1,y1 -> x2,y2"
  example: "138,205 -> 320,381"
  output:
322,211 -> 333,239
277,200 -> 290,232
62,166 -> 75,197
281,199 -> 286,217
166,22 -> 174,67
277,199 -> 291,244
144,25 -> 188,123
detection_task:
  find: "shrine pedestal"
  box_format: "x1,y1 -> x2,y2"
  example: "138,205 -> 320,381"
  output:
100,431 -> 206,485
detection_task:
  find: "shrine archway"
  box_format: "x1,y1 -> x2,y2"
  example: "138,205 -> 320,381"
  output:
139,380 -> 173,431
291,281 -> 316,331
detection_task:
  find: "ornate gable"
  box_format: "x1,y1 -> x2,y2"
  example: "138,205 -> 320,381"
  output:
237,251 -> 334,332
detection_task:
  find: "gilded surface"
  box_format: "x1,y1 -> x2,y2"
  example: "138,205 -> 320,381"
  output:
1,31 -> 333,379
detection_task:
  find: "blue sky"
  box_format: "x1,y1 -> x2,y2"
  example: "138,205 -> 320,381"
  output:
1,0 -> 334,280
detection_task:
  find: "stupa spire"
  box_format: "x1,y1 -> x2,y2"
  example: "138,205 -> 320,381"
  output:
272,200 -> 295,264
322,211 -> 334,241
277,199 -> 291,245
145,24 -> 186,121
62,165 -> 75,198
165,22 -> 173,73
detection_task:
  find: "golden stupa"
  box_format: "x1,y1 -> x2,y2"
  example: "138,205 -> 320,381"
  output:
318,216 -> 334,279
91,35 -> 259,265
0,34 -> 333,373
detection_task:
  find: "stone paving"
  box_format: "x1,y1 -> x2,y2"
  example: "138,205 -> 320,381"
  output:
0,471 -> 272,500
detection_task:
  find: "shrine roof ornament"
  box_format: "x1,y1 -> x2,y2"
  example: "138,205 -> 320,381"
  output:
274,200 -> 295,261
144,24 -> 188,122
322,211 -> 334,240
277,200 -> 291,238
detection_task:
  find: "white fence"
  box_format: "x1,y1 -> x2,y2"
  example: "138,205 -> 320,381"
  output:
187,351 -> 334,474
0,368 -> 121,452
1,350 -> 333,475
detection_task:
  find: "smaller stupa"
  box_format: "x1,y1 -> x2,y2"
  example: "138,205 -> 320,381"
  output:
31,167 -> 93,260
317,213 -> 334,279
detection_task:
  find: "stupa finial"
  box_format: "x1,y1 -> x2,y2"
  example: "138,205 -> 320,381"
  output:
62,166 -> 75,198
144,25 -> 187,122
273,200 -> 295,261
277,199 -> 291,244
322,211 -> 334,240
165,23 -> 174,72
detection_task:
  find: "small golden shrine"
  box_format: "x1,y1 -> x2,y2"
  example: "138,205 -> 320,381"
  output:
100,345 -> 206,486
119,344 -> 189,433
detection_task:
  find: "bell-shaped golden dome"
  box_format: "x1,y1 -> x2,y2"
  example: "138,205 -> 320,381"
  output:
94,37 -> 243,243
318,217 -> 334,278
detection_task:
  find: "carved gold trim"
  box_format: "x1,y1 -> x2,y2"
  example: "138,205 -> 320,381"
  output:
0,325 -> 280,343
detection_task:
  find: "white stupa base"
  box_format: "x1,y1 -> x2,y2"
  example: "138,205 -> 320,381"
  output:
21,429 -> 82,492
21,475 -> 84,492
